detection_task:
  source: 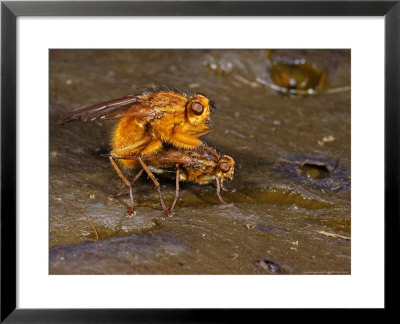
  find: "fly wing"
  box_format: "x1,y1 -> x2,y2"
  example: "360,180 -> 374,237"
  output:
57,96 -> 162,125
140,144 -> 218,168
188,143 -> 219,163
113,151 -> 202,168
143,151 -> 197,166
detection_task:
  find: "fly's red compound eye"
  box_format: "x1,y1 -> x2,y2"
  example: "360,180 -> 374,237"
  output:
219,161 -> 230,173
191,102 -> 204,116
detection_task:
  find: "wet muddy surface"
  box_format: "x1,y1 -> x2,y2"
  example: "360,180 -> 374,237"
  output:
49,49 -> 351,274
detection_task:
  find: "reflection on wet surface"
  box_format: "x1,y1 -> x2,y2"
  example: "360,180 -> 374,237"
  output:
270,61 -> 327,93
50,49 -> 350,274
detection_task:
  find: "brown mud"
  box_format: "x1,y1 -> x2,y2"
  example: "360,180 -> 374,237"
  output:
50,49 -> 350,274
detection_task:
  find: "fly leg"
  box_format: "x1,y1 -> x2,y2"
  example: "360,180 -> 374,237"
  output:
108,186 -> 129,200
108,169 -> 144,199
220,182 -> 236,193
170,165 -> 180,214
136,154 -> 174,219
170,132 -> 202,149
215,177 -> 234,205
108,154 -> 138,217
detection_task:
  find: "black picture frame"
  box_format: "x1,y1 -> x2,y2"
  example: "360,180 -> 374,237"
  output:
1,0 -> 398,321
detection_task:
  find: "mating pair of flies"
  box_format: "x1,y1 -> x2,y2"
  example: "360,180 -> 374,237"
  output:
58,86 -> 235,218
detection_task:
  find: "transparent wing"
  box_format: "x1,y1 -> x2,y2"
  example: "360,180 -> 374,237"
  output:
58,96 -> 161,125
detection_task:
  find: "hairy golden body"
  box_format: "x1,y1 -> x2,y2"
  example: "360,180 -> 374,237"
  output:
109,90 -> 211,168
59,88 -> 213,167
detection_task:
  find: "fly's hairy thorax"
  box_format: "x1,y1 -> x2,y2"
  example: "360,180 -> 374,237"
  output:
185,166 -> 216,184
151,112 -> 182,143
147,91 -> 188,112
150,92 -> 188,143
183,146 -> 219,184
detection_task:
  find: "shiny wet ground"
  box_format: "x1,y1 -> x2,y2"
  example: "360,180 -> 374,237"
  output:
49,49 -> 350,274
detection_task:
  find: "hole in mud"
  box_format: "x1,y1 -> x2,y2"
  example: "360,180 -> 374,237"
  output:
299,163 -> 330,179
255,259 -> 286,274
277,157 -> 349,191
